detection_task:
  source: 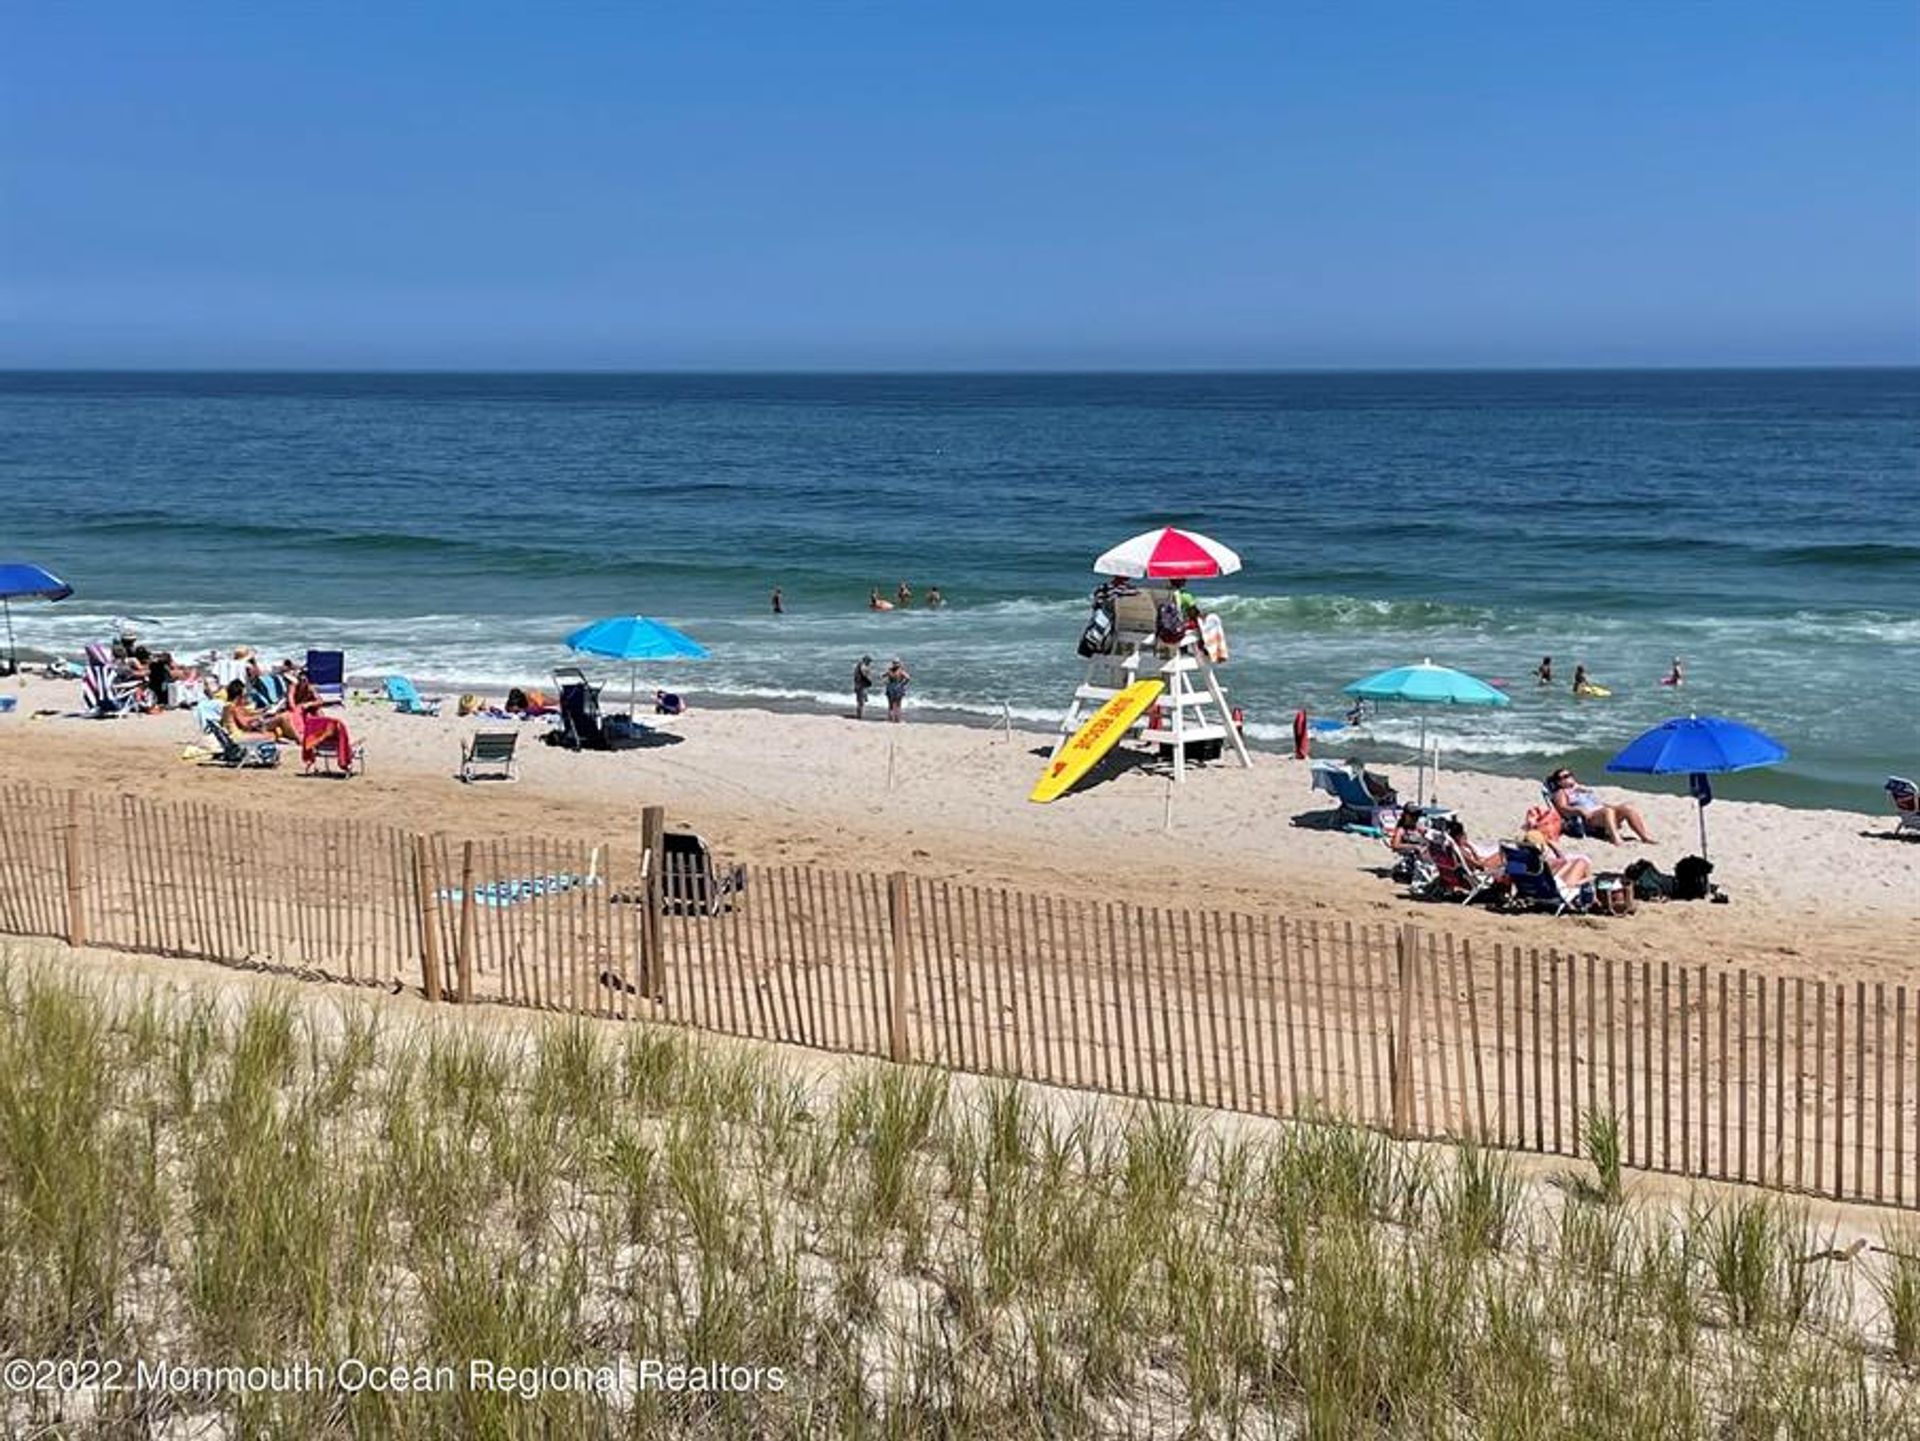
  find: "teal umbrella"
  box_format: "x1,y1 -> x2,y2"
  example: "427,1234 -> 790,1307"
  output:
564,615 -> 710,715
1343,658 -> 1510,804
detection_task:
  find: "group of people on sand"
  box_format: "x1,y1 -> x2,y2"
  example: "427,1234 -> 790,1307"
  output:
1378,760 -> 1657,900
1535,656 -> 1684,693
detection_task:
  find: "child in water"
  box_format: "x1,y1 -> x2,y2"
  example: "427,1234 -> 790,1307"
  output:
1664,657 -> 1684,687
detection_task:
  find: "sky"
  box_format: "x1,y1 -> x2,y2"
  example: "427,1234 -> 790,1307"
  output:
2,3 -> 1916,370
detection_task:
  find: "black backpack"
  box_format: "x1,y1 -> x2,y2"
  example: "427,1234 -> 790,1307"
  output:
1155,599 -> 1185,643
1672,855 -> 1715,902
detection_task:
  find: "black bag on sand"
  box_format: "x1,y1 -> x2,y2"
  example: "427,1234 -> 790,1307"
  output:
1672,855 -> 1715,902
1623,858 -> 1673,901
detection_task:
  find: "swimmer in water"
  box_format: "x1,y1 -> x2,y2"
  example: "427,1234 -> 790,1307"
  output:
896,580 -> 914,608
1572,664 -> 1594,695
869,588 -> 886,610
1665,656 -> 1684,687
1535,655 -> 1554,686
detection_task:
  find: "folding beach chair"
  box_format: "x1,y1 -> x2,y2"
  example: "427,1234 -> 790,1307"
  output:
81,643 -> 139,718
1887,777 -> 1920,838
557,681 -> 609,751
1309,760 -> 1396,828
1499,843 -> 1593,915
304,649 -> 346,705
648,831 -> 747,917
460,731 -> 519,782
301,717 -> 363,777
1418,833 -> 1496,904
384,675 -> 442,716
1541,782 -> 1588,839
201,715 -> 280,769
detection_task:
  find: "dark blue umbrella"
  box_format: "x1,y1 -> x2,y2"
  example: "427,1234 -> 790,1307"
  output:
0,562 -> 74,673
1605,713 -> 1787,857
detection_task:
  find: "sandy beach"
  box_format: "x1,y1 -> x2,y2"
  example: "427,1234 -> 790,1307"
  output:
1,673 -> 1911,986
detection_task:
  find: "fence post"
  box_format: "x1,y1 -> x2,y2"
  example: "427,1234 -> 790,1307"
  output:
456,840 -> 476,1004
413,835 -> 442,1002
639,805 -> 665,1000
63,790 -> 87,948
888,871 -> 911,1063
1392,923 -> 1420,1138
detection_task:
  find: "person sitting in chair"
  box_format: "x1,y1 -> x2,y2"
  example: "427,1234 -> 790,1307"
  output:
220,679 -> 301,743
1519,827 -> 1595,888
1547,767 -> 1656,844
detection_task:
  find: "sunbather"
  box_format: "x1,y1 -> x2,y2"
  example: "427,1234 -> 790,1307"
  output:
1386,806 -> 1430,857
287,668 -> 327,724
220,679 -> 301,743
1547,767 -> 1655,843
1444,818 -> 1503,875
1520,828 -> 1595,888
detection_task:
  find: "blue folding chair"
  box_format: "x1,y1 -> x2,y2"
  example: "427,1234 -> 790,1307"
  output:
384,675 -> 442,716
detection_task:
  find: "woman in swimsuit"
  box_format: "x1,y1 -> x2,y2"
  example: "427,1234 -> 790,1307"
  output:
1548,768 -> 1656,844
883,658 -> 911,723
220,679 -> 301,743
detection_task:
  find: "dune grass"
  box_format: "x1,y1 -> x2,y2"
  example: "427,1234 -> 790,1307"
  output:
0,953 -> 1915,1437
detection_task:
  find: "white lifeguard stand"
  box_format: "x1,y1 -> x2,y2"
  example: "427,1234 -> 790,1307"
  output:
1052,587 -> 1252,783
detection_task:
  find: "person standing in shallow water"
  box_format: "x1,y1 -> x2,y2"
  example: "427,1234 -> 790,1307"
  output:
770,587 -> 784,616
1536,656 -> 1553,686
852,656 -> 873,719
883,658 -> 911,723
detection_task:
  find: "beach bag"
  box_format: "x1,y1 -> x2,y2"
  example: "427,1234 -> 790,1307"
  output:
1078,604 -> 1114,657
1624,859 -> 1673,901
1593,874 -> 1635,916
1672,855 -> 1714,902
1154,599 -> 1185,644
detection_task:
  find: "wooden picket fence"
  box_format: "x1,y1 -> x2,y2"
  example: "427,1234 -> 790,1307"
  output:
0,784 -> 1914,1209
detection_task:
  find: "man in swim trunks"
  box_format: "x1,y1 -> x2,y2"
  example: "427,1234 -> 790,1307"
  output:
1547,767 -> 1656,844
852,656 -> 874,719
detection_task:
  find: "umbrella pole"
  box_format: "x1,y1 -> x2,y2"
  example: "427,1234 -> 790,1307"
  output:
1416,715 -> 1428,806
2,599 -> 13,676
1697,799 -> 1709,861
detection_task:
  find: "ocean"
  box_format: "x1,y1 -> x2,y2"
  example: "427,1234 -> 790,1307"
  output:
2,369 -> 1915,811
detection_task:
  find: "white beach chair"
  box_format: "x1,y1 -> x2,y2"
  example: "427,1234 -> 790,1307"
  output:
1887,777 -> 1920,837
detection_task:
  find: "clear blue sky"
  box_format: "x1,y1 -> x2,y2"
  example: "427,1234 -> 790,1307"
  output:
3,3 -> 1915,369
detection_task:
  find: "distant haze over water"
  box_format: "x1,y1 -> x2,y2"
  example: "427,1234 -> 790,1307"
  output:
3,369 -> 1915,811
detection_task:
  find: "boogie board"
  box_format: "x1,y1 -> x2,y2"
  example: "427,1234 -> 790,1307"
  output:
1199,613 -> 1229,663
1574,684 -> 1612,698
1030,679 -> 1164,804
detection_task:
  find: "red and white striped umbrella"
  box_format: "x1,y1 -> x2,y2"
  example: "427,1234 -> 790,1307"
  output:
1092,526 -> 1242,580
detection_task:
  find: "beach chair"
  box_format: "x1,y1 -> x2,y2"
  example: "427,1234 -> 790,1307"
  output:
81,643 -> 139,718
304,649 -> 346,705
649,832 -> 747,917
1541,782 -> 1588,839
301,717 -> 363,777
248,670 -> 288,712
1887,778 -> 1920,837
1309,760 -> 1394,827
385,675 -> 443,716
1499,843 -> 1593,915
460,731 -> 519,782
557,681 -> 609,751
201,716 -> 280,769
1419,834 -> 1496,904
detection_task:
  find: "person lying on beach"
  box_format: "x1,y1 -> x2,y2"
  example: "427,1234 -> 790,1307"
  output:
220,679 -> 301,743
1547,768 -> 1656,844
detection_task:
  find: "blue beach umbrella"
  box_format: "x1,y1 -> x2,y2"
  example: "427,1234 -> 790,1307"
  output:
1605,713 -> 1787,859
564,615 -> 710,714
1343,658 -> 1510,804
0,562 -> 75,674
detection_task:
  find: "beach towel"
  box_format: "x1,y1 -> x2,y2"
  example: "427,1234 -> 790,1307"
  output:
300,714 -> 356,772
438,873 -> 596,907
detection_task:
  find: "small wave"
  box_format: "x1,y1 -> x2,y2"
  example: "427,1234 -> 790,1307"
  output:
1206,592 -> 1494,630
1773,540 -> 1920,570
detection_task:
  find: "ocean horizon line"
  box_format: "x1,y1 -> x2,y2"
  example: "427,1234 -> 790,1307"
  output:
3,362 -> 1916,379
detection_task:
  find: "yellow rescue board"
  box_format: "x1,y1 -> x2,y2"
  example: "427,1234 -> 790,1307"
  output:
1030,679 -> 1165,804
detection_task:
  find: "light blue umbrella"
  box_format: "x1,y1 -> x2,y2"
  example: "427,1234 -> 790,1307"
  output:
564,615 -> 710,714
1605,713 -> 1787,858
1343,658 -> 1510,804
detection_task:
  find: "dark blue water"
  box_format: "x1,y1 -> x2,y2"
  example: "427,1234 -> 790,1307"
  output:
3,370 -> 1915,808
